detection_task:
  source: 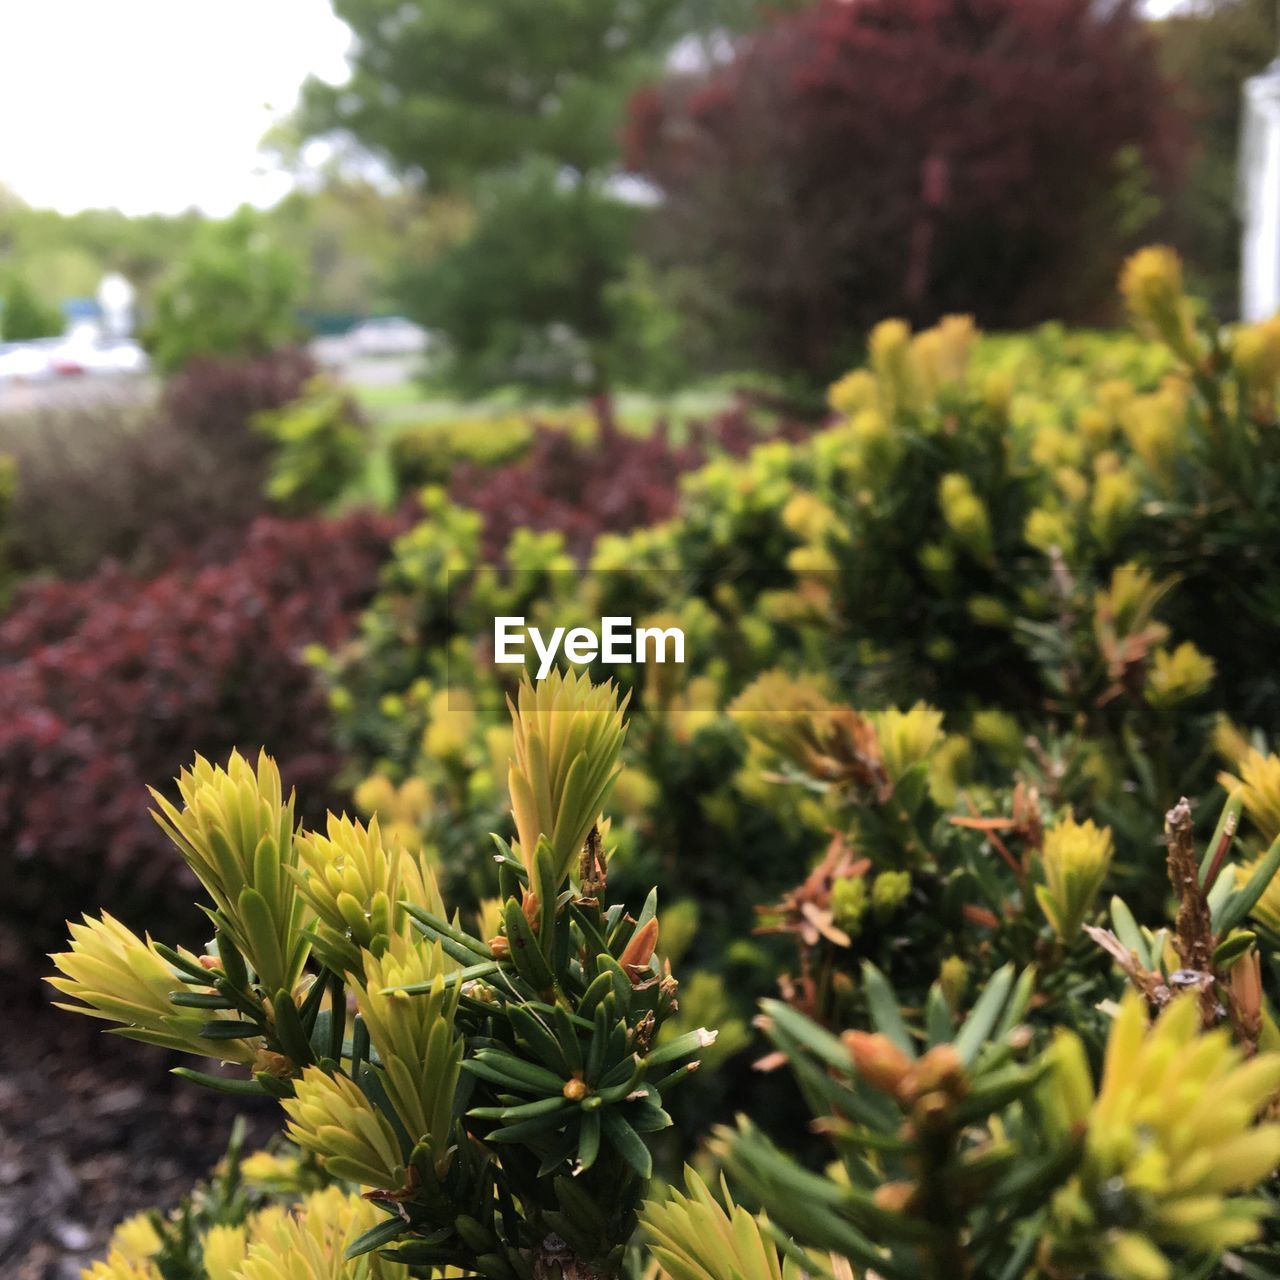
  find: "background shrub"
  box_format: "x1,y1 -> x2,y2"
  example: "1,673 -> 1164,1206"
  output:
0,348 -> 313,579
0,507 -> 403,989
447,401 -> 796,560
0,272 -> 61,340
144,209 -> 302,374
254,374 -> 369,514
626,0 -> 1186,383
388,414 -> 535,493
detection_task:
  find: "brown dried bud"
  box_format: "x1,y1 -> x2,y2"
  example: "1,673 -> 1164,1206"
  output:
843,1031 -> 912,1095
620,918 -> 660,983
912,1090 -> 953,1131
873,1181 -> 918,1214
901,1044 -> 967,1104
562,1077 -> 589,1101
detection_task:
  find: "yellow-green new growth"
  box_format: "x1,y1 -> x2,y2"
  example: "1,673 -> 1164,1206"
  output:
233,1186 -> 410,1280
1119,246 -> 1199,366
150,750 -> 310,995
938,472 -> 993,563
1042,992 -> 1280,1280
1145,642 -> 1215,710
292,813 -> 445,973
870,702 -> 944,782
1220,745 -> 1280,845
507,668 -> 629,887
48,912 -> 258,1065
354,939 -> 462,1176
81,1255 -> 159,1280
203,1224 -> 249,1280
282,1066 -> 407,1191
1035,814 -> 1114,944
642,1167 -> 819,1280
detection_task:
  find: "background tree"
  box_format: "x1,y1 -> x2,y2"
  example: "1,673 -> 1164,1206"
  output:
625,0 -> 1188,384
144,208 -> 301,374
400,163 -> 638,393
295,0 -> 731,391
0,272 -> 62,340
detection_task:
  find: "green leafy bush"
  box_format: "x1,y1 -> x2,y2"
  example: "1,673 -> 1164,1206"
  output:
57,674 -> 710,1279
145,210 -> 301,375
388,416 -> 536,494
255,377 -> 369,514
64,249 -> 1280,1279
0,272 -> 62,340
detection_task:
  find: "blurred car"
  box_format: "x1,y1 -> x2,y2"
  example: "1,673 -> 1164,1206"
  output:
348,315 -> 430,356
82,337 -> 149,375
0,340 -> 56,383
50,336 -> 150,377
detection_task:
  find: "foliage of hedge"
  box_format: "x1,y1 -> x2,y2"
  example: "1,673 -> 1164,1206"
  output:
0,348 -> 315,580
49,250 -> 1280,1280
626,0 -> 1186,381
318,252 -> 1280,1139
0,508 -> 403,985
446,404 -> 780,561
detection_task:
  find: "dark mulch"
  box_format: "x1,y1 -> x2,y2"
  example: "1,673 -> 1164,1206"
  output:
0,1002 -> 275,1279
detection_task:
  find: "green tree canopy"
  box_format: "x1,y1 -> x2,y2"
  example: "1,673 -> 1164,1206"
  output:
0,274 -> 62,341
298,0 -> 688,188
144,209 -> 301,374
405,162 -> 638,392
294,0 -> 787,390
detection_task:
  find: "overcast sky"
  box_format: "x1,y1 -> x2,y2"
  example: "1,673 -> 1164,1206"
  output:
0,0 -> 1196,217
0,0 -> 350,215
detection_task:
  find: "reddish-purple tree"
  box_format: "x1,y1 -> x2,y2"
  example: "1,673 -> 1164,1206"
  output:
626,0 -> 1187,380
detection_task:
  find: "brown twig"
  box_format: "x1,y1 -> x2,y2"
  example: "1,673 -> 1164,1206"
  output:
1165,797 -> 1218,1027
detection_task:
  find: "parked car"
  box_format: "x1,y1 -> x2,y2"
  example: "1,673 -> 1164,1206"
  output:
348,315 -> 430,356
78,337 -> 149,375
0,340 -> 55,383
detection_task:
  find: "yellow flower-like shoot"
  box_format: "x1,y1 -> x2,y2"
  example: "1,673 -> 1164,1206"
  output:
1042,993 -> 1280,1279
292,814 -> 445,973
1145,642 -> 1216,711
235,1187 -> 409,1280
1035,814 -> 1114,944
1119,246 -> 1199,365
81,1255 -> 160,1280
1220,746 -> 1280,845
870,702 -> 944,782
507,669 -> 629,887
282,1066 -> 407,1192
354,939 -> 462,1176
642,1167 -> 817,1280
48,912 -> 258,1064
150,751 -> 309,996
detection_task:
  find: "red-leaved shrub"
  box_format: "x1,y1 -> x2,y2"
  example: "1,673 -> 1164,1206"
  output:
0,508 -> 403,986
625,0 -> 1187,381
447,401 -> 798,559
1,348 -> 315,581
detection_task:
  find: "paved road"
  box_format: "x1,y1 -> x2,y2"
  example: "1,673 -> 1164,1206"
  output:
0,348 -> 420,423
0,373 -> 155,423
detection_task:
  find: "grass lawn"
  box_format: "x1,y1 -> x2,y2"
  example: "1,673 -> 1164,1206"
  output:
349,379 -> 737,440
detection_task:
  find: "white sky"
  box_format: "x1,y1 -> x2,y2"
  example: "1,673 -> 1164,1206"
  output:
0,0 -> 1195,217
0,0 -> 351,215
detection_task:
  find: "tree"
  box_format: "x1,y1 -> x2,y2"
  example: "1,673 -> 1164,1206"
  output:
144,209 -> 301,374
0,273 -> 62,340
625,0 -> 1188,383
298,1 -> 687,189
403,163 -> 638,393
295,0 -> 713,390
